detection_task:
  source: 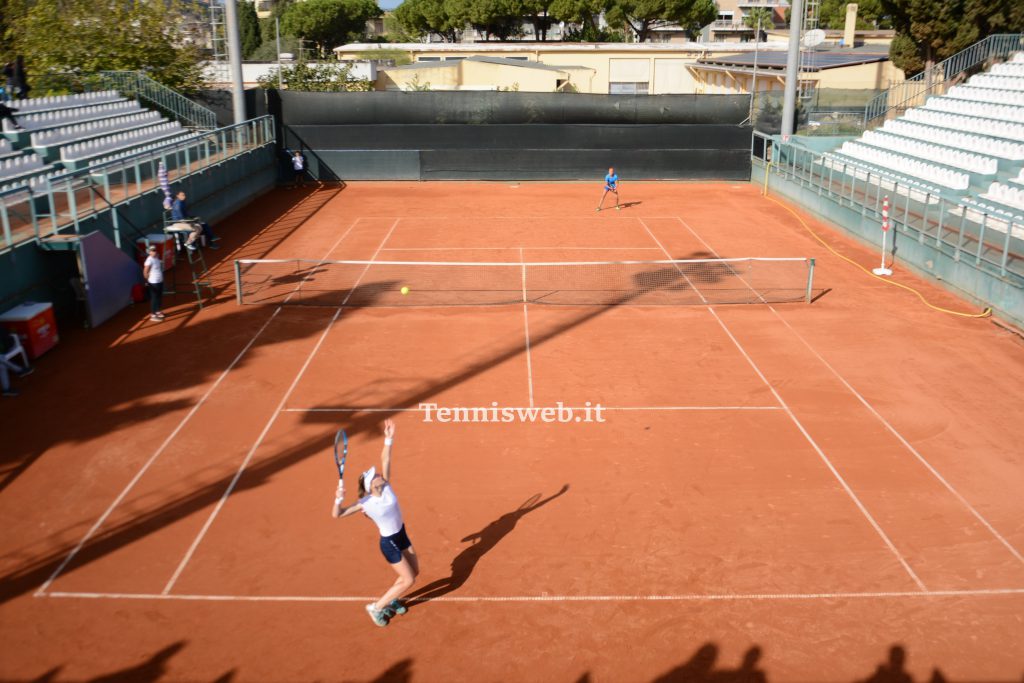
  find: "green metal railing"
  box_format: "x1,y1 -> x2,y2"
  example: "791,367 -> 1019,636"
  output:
0,116 -> 274,252
98,71 -> 218,130
752,131 -> 1023,283
863,34 -> 1024,130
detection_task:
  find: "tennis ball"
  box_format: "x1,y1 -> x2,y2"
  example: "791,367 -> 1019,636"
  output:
400,286 -> 410,295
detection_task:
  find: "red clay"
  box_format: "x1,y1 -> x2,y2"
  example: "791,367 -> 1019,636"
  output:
1,181 -> 1022,683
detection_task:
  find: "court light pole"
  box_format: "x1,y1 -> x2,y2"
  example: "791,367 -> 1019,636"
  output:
749,15 -> 762,122
781,0 -> 804,137
223,0 -> 246,124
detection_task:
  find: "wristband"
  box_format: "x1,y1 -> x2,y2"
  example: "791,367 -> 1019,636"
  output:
334,496 -> 343,505
384,438 -> 393,446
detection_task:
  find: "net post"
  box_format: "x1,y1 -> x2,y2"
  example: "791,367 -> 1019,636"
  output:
234,259 -> 243,305
805,258 -> 815,303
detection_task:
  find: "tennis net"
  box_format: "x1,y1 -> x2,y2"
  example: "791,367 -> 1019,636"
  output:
234,257 -> 816,307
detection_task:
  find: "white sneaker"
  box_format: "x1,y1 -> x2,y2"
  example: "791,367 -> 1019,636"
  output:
364,603 -> 389,627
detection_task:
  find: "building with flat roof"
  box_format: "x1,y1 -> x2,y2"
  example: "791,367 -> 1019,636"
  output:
336,41 -> 902,95
337,42 -> 791,94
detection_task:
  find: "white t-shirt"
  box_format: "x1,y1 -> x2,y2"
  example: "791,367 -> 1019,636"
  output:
360,484 -> 404,537
292,155 -> 305,171
144,254 -> 163,284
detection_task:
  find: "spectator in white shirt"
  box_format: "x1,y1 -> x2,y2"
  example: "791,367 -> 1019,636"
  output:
143,245 -> 165,322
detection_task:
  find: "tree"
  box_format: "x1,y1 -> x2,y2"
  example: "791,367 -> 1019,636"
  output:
462,0 -> 524,41
881,0 -> 1024,77
520,0 -> 556,40
0,0 -> 29,56
743,6 -> 774,38
13,0 -> 205,93
256,61 -> 372,91
261,0 -> 296,45
551,0 -> 622,41
239,0 -> 263,58
816,0 -> 890,30
394,0 -> 463,42
605,0 -> 716,43
282,0 -> 380,57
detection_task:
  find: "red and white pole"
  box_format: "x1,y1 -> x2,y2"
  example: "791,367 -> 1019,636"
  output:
872,195 -> 893,276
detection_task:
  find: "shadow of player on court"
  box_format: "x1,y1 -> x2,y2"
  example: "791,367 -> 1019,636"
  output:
405,484 -> 570,605
857,645 -> 914,683
651,643 -> 768,683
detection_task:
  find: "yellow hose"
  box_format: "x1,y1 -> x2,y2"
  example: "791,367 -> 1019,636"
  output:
760,181 -> 992,319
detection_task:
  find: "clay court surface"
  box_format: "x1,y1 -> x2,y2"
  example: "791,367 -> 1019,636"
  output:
1,181 -> 1022,682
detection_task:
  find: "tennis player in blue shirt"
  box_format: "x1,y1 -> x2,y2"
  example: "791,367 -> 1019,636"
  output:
597,166 -> 620,211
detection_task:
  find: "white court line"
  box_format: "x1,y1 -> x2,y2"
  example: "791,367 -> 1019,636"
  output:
162,219 -> 401,595
519,247 -> 535,407
640,216 -> 928,592
282,406 -> 782,412
674,214 -> 1024,567
380,246 -> 664,251
40,587 -> 1024,603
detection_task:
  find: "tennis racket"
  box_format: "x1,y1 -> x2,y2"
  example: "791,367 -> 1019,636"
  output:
333,429 -> 348,479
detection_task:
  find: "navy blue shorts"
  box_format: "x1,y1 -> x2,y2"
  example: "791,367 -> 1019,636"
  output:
379,525 -> 412,564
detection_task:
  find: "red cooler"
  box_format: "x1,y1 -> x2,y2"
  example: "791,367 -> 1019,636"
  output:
137,234 -> 175,270
0,302 -> 59,360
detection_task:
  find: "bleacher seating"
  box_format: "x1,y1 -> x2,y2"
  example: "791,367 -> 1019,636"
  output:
60,122 -> 186,163
861,129 -> 998,174
882,119 -> 1024,159
823,51 -> 1024,214
30,111 -> 164,149
991,63 -> 1024,77
88,132 -> 202,168
946,85 -> 1024,107
966,74 -> 1024,92
0,154 -> 48,182
10,90 -> 123,115
903,108 -> 1024,142
0,170 -> 62,195
922,97 -> 1024,123
983,181 -> 1024,211
2,100 -> 141,132
833,141 -> 970,189
0,83 -> 214,200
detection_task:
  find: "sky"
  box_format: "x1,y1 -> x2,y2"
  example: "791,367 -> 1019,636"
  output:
379,0 -> 402,9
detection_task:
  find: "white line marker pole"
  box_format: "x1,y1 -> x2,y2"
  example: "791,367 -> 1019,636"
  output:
872,196 -> 893,277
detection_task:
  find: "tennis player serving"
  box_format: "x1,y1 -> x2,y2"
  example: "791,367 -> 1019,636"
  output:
332,419 -> 418,627
597,166 -> 620,212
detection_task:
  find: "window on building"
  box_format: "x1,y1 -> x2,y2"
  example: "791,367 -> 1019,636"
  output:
445,57 -> 466,61
609,82 -> 649,95
417,57 -> 442,62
